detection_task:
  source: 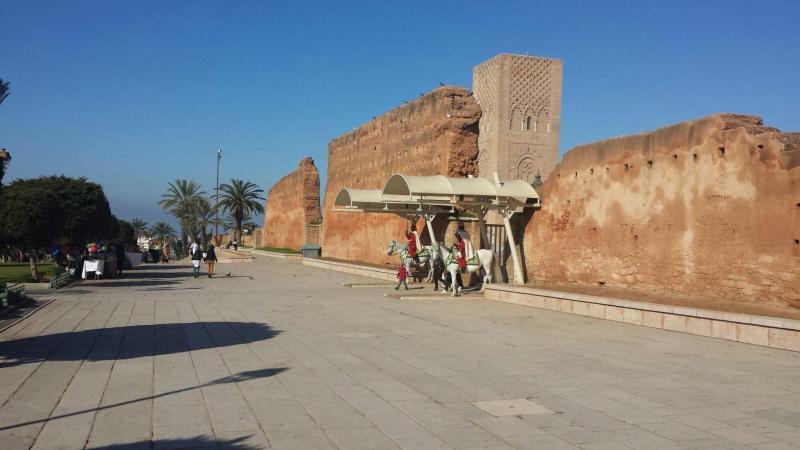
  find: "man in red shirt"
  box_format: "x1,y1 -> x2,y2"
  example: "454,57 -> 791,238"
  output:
407,231 -> 418,263
455,233 -> 466,272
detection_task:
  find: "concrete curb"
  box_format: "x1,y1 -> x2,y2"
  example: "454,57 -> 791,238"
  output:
249,249 -> 303,260
303,258 -> 395,282
485,284 -> 800,353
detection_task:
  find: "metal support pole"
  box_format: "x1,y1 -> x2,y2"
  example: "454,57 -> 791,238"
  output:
215,148 -> 221,245
502,208 -> 525,285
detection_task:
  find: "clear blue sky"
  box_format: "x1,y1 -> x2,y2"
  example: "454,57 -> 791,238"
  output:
1,1 -> 798,228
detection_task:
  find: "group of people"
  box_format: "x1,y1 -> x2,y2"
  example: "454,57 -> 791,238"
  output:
395,223 -> 473,292
189,241 -> 218,278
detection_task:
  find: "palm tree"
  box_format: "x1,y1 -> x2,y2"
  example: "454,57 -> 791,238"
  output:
149,222 -> 176,241
217,179 -> 265,242
187,196 -> 218,245
159,179 -> 205,242
130,218 -> 148,242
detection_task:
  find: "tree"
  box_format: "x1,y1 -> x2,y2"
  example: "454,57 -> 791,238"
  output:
130,218 -> 148,242
149,222 -> 176,244
117,219 -> 136,246
0,176 -> 117,279
187,196 -> 219,246
217,179 -> 264,242
0,79 -> 9,106
158,179 -> 205,243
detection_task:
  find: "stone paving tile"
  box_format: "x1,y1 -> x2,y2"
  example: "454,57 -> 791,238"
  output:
0,261 -> 798,449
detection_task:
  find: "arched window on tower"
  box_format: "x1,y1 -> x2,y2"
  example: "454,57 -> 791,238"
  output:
525,116 -> 532,131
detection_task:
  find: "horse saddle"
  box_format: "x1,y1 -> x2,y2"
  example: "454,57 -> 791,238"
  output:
445,249 -> 479,266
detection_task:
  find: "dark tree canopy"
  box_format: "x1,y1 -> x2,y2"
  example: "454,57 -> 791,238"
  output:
0,175 -> 118,248
117,219 -> 135,245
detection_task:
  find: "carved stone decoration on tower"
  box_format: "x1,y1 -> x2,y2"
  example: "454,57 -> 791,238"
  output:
473,53 -> 562,183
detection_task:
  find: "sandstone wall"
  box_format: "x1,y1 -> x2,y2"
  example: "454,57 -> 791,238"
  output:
263,157 -> 321,251
321,86 -> 481,265
524,114 -> 800,308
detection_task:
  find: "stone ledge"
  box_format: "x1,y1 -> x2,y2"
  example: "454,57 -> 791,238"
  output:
248,249 -> 303,260
485,284 -> 800,353
302,258 -> 395,282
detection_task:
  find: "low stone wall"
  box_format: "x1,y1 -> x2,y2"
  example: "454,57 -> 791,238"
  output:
263,157 -> 321,251
485,283 -> 800,352
249,249 -> 303,260
302,258 -> 395,282
524,114 -> 800,310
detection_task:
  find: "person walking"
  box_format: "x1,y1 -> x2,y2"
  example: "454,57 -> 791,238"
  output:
114,241 -> 126,276
190,241 -> 202,278
204,243 -> 218,278
394,264 -> 409,290
432,257 -> 445,292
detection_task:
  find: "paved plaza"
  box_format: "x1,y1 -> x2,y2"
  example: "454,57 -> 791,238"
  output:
0,258 -> 799,449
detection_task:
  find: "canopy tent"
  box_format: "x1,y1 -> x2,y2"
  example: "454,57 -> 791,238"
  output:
333,174 -> 541,284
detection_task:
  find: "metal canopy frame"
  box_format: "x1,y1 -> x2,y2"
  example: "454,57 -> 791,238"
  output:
333,174 -> 541,284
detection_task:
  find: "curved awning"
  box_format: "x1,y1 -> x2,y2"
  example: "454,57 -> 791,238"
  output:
333,188 -> 383,209
334,174 -> 540,214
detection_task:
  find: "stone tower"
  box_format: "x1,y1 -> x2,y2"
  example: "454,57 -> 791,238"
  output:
473,53 -> 563,183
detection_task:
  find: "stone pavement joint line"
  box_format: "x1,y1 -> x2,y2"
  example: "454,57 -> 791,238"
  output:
0,259 -> 797,449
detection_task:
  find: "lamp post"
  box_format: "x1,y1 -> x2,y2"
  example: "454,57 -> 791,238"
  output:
215,148 -> 222,245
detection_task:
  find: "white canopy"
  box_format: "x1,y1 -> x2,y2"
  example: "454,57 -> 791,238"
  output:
333,174 -> 540,213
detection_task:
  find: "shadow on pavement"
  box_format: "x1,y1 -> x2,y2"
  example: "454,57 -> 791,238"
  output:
0,368 -> 287,432
89,435 -> 258,449
0,322 -> 281,367
79,279 -> 180,288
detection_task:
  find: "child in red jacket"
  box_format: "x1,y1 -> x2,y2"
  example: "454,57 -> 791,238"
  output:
395,265 -> 408,290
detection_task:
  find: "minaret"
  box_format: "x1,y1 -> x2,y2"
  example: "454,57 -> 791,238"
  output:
473,53 -> 562,183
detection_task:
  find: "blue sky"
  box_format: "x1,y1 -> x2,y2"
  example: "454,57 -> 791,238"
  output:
1,0 -> 798,227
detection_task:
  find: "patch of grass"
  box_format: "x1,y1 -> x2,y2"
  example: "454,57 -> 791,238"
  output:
0,263 -> 56,283
255,247 -> 300,254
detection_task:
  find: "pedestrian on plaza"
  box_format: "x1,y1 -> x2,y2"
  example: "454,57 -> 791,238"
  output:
233,238 -> 238,251
432,257 -> 445,292
114,241 -> 126,276
394,264 -> 408,290
442,270 -> 463,293
190,241 -> 202,278
204,243 -> 218,277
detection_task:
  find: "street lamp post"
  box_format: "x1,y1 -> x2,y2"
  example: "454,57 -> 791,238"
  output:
215,148 -> 222,245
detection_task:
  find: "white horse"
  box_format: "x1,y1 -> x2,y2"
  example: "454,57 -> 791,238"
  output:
387,240 -> 435,282
437,242 -> 493,297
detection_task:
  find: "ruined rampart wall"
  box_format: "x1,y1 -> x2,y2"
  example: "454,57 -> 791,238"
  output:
524,114 -> 800,308
321,86 -> 481,265
263,157 -> 321,251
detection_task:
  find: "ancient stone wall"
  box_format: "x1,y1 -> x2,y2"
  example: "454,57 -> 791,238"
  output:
524,114 -> 800,308
321,86 -> 480,265
262,157 -> 321,251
